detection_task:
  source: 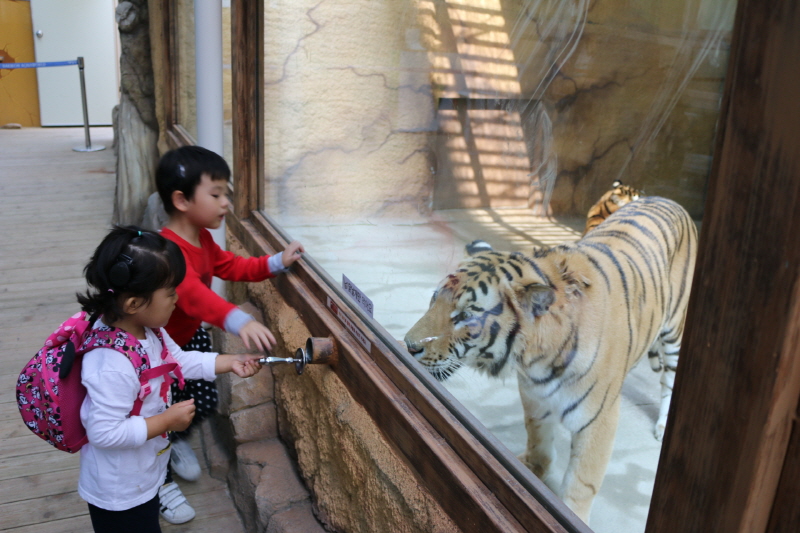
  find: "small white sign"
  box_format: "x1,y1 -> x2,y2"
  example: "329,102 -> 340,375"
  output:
342,274 -> 374,318
327,297 -> 372,351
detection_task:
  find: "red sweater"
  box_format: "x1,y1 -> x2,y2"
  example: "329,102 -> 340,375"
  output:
161,228 -> 275,346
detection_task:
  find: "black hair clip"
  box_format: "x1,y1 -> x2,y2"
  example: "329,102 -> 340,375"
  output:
109,254 -> 134,288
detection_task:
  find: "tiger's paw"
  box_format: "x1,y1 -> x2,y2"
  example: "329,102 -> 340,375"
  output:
517,452 -> 555,484
519,454 -> 560,494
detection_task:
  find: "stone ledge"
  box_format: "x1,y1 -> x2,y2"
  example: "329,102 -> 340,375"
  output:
229,461 -> 264,531
253,440 -> 311,524
200,416 -> 232,481
217,370 -> 275,415
266,503 -> 329,533
229,400 -> 278,444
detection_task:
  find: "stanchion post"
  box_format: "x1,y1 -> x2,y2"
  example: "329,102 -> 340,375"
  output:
73,56 -> 105,153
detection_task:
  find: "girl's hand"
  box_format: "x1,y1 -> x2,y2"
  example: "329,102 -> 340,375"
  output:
165,399 -> 196,432
215,353 -> 263,376
230,354 -> 263,378
147,399 -> 196,438
239,320 -> 277,352
282,241 -> 305,268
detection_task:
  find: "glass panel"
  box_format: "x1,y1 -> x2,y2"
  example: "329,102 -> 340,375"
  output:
175,0 -> 197,140
222,0 -> 233,169
175,0 -> 232,167
260,1 -> 736,530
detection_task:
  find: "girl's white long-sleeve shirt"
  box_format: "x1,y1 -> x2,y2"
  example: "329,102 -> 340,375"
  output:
78,323 -> 217,511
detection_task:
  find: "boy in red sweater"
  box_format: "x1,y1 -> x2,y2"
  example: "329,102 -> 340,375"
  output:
154,146 -> 304,524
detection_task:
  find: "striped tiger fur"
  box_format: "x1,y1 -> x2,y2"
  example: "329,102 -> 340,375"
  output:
404,196 -> 697,521
583,180 -> 643,235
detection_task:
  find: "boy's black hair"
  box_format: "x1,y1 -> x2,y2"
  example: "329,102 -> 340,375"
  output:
156,145 -> 231,215
77,226 -> 186,324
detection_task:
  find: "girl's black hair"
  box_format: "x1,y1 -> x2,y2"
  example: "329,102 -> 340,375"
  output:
77,226 -> 186,324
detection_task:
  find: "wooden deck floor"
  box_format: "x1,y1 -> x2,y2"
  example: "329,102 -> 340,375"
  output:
0,127 -> 245,532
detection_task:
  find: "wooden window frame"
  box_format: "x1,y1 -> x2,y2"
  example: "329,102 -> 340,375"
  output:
162,0 -> 800,530
159,0 -> 197,150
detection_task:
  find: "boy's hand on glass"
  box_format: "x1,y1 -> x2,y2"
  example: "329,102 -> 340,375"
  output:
282,241 -> 305,268
230,354 -> 263,378
239,320 -> 277,352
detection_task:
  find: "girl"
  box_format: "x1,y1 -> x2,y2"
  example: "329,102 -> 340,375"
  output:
76,226 -> 261,533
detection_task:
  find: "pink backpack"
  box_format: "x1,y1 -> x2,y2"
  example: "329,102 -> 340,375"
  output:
16,311 -> 185,453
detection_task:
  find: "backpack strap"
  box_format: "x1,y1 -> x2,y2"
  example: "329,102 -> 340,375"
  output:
80,325 -> 185,417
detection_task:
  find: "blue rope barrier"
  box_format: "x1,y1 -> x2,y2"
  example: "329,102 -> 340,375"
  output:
1,56 -> 104,152
0,60 -> 79,69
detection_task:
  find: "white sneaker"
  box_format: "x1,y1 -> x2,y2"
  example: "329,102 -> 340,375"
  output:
158,482 -> 196,524
170,439 -> 201,481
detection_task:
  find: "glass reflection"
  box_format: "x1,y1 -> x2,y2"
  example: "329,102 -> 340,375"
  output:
173,1 -> 232,169
175,0 -> 197,139
222,0 -> 233,169
261,1 -> 736,530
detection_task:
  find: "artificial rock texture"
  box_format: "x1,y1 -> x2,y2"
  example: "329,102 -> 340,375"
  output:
258,0 -> 730,220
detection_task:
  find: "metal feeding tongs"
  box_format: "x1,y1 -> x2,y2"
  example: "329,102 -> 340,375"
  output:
258,351 -> 310,375
258,337 -> 338,375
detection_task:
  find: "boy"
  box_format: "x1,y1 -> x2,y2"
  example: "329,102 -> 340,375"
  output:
154,146 -> 304,524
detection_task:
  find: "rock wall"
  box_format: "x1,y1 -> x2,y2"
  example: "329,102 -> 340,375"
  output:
260,0 -> 732,220
527,0 -> 735,217
261,1 -> 437,223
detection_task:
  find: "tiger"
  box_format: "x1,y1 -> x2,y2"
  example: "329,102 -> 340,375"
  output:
583,180 -> 644,235
404,196 -> 697,522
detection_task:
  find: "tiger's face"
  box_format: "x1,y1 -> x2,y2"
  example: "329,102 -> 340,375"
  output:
405,252 -> 554,381
583,180 -> 645,234
607,183 -> 641,206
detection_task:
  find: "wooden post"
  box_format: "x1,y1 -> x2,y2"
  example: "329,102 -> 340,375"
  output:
647,1 -> 800,531
230,0 -> 263,218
